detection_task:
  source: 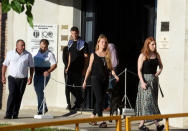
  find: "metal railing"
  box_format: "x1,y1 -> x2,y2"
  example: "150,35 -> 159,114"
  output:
126,113 -> 188,131
0,115 -> 122,131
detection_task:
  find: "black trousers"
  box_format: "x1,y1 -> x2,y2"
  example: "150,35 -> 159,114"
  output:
91,76 -> 108,117
65,73 -> 83,107
6,76 -> 27,117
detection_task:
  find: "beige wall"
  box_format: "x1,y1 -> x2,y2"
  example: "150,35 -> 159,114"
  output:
183,0 -> 188,127
156,0 -> 188,128
5,0 -> 82,112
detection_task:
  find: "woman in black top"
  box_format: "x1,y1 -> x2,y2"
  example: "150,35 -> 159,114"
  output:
83,34 -> 119,128
136,37 -> 164,131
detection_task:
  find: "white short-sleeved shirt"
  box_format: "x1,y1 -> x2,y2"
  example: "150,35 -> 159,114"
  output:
3,50 -> 34,78
34,50 -> 56,67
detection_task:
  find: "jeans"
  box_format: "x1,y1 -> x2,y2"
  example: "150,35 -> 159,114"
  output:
34,74 -> 50,113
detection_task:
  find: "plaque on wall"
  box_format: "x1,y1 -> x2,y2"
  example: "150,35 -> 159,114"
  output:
59,25 -> 70,46
158,36 -> 169,49
161,22 -> 170,32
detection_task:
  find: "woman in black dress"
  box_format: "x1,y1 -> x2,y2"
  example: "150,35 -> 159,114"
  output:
83,34 -> 119,128
136,37 -> 164,131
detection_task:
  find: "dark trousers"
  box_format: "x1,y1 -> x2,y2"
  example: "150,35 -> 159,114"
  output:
65,73 -> 83,107
6,76 -> 27,117
91,76 -> 108,117
103,67 -> 118,109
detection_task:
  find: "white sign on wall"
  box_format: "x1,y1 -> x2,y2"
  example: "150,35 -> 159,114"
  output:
27,24 -> 58,59
158,36 -> 169,49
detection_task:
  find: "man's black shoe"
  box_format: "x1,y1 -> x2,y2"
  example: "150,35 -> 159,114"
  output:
4,116 -> 12,119
71,105 -> 80,110
12,116 -> 18,119
38,112 -> 42,115
38,108 -> 48,115
66,105 -> 71,110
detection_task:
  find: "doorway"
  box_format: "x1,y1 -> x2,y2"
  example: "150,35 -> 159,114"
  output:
82,0 -> 157,109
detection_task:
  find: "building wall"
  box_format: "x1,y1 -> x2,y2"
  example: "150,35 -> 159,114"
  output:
183,0 -> 188,127
156,0 -> 188,128
4,0 -> 82,111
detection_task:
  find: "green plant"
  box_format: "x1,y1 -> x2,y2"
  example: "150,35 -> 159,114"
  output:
2,0 -> 35,28
0,123 -> 9,126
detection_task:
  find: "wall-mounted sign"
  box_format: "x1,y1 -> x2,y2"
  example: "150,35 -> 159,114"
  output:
27,24 -> 58,59
59,25 -> 70,46
161,21 -> 170,32
158,36 -> 169,49
61,25 -> 68,29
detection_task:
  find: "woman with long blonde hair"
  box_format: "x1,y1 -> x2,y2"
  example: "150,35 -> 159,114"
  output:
83,34 -> 119,128
136,37 -> 164,131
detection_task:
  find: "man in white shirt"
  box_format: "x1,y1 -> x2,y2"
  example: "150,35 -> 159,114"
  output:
2,39 -> 34,119
33,39 -> 57,115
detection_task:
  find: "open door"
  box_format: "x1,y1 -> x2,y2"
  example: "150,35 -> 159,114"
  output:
82,0 -> 157,109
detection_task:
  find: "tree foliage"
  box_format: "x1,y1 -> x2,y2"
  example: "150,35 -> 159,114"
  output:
2,0 -> 35,28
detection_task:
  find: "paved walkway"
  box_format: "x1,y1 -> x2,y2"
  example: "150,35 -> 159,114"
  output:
0,109 -> 187,131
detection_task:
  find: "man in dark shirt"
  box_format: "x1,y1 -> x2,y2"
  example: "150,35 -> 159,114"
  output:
62,46 -> 69,110
62,46 -> 68,78
65,26 -> 88,110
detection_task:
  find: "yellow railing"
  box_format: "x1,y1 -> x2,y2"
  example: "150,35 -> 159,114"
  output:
0,116 -> 122,131
126,113 -> 188,131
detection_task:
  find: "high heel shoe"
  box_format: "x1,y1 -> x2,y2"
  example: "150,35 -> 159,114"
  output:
99,122 -> 107,128
138,125 -> 149,131
157,124 -> 164,131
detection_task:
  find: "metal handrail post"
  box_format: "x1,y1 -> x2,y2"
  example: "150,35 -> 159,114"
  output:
124,68 -> 127,110
126,116 -> 131,131
116,117 -> 122,131
75,123 -> 79,131
166,118 -> 169,131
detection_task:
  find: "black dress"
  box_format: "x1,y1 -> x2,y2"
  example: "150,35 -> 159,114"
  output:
91,53 -> 109,116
